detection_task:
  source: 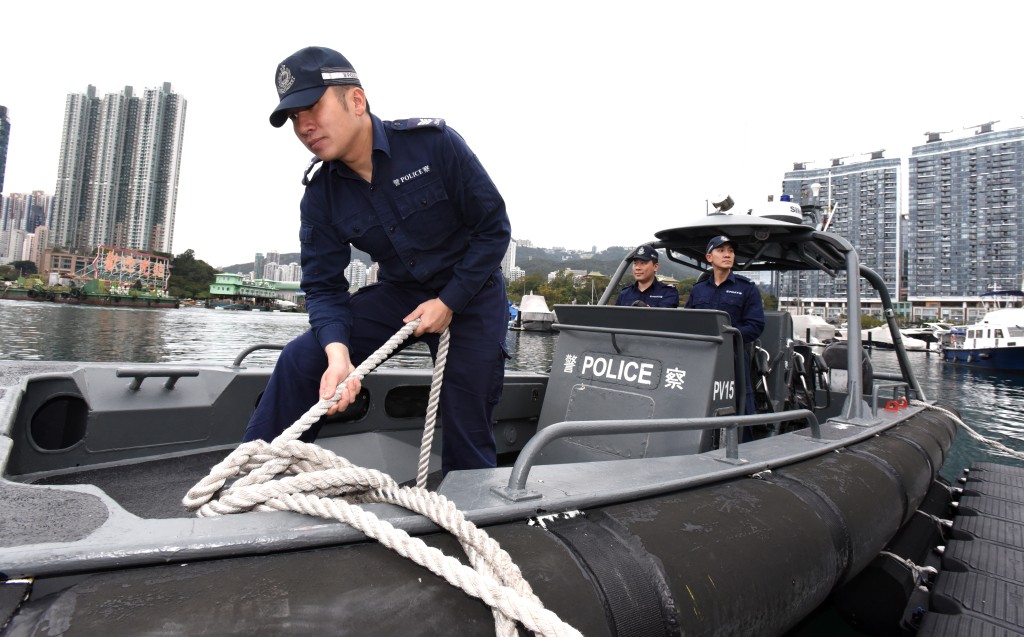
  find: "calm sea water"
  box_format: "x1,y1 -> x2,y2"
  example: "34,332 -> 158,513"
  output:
2,299 -> 1021,480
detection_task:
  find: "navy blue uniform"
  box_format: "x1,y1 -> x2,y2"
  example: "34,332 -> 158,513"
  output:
244,114 -> 511,474
615,280 -> 679,307
685,272 -> 765,415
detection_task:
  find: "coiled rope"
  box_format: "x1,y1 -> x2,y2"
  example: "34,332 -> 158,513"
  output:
183,319 -> 581,637
910,399 -> 1024,460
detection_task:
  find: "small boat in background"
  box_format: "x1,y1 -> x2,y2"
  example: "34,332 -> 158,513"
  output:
790,313 -> 836,346
863,325 -> 928,351
942,290 -> 1024,370
836,324 -> 928,351
514,293 -> 556,332
901,322 -> 956,352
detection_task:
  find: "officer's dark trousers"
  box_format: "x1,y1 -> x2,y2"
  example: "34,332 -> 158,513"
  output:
242,271 -> 508,474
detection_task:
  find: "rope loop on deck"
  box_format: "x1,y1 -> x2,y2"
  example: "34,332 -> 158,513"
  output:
182,321 -> 581,637
911,399 -> 1024,460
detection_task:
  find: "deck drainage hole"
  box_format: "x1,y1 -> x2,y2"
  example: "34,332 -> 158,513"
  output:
30,396 -> 89,451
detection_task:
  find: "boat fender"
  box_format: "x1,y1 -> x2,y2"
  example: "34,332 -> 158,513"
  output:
70,288 -> 81,298
541,510 -> 680,635
45,292 -> 55,301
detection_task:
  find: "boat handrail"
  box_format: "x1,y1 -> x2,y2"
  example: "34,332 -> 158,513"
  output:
556,323 -> 724,344
859,264 -> 926,401
497,409 -> 820,500
231,342 -> 432,368
115,368 -> 201,390
231,344 -> 286,367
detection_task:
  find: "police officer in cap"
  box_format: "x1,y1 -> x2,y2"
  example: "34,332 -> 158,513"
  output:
243,46 -> 512,476
615,243 -> 679,307
686,235 -> 765,420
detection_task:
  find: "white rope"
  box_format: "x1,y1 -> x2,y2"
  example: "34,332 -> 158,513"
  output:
183,321 -> 581,637
879,551 -> 938,585
417,328 -> 449,489
910,399 -> 1024,460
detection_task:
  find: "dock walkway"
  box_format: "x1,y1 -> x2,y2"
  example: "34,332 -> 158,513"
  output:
918,462 -> 1024,636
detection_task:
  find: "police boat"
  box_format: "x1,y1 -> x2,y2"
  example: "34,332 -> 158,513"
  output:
1,202 -> 963,636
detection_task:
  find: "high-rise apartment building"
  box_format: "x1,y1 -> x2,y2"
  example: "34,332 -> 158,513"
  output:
502,239 -> 517,275
51,83 -> 186,255
0,191 -> 52,265
907,124 -> 1024,298
781,152 -> 902,306
254,253 -> 266,280
0,106 -> 9,195
345,258 -> 368,290
1,191 -> 51,234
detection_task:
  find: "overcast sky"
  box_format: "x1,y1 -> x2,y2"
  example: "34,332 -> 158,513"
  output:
3,1 -> 1021,268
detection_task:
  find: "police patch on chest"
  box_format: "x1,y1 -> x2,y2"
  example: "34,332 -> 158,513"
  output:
393,165 -> 431,187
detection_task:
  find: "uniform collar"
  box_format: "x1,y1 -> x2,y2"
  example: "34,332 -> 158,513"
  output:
710,270 -> 737,287
326,113 -> 390,179
370,113 -> 391,157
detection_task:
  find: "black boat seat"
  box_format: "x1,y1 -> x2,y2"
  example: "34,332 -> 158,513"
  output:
791,344 -> 830,411
752,311 -> 795,413
821,341 -> 873,395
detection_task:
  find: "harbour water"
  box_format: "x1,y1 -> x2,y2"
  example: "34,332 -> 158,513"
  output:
2,300 -> 1021,481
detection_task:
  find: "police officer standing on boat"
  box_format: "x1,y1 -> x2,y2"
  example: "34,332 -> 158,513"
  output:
242,46 -> 511,476
615,244 -> 679,308
685,235 -> 765,419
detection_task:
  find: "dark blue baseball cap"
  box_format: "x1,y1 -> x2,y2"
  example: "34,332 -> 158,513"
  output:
706,235 -> 734,254
633,244 -> 659,262
270,46 -> 362,127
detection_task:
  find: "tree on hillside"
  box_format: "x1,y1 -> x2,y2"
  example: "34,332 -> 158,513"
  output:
10,260 -> 38,276
168,249 -> 218,299
675,277 -> 698,305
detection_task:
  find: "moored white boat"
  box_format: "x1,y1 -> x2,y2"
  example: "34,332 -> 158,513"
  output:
901,322 -> 956,352
942,306 -> 1024,371
515,293 -> 556,332
791,313 -> 837,345
835,324 -> 928,351
864,325 -> 928,351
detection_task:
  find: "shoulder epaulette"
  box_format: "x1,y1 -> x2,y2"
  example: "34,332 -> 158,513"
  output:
734,273 -> 753,284
302,156 -> 324,186
389,118 -> 446,131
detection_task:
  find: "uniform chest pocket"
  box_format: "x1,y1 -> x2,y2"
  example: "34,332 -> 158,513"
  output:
331,209 -> 385,246
720,292 -> 746,310
393,179 -> 460,244
687,290 -> 714,309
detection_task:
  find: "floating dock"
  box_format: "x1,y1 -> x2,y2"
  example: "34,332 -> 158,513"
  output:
918,462 -> 1024,635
